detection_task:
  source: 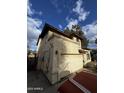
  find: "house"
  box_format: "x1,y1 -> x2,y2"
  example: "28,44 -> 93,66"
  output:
36,23 -> 91,84
27,50 -> 37,71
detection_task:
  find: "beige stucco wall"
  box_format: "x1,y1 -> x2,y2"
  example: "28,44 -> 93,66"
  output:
37,31 -> 54,70
37,31 -> 55,83
52,34 -> 83,82
37,30 -> 87,84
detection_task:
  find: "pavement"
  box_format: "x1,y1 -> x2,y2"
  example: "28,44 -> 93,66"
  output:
27,67 -> 96,93
27,71 -> 58,93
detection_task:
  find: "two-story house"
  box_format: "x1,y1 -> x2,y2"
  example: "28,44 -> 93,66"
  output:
36,23 -> 91,84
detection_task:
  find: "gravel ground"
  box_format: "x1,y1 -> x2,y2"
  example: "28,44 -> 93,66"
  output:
27,71 -> 58,93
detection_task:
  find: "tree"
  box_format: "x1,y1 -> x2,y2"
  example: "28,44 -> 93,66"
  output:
95,38 -> 97,44
82,37 -> 89,48
63,27 -> 70,35
64,25 -> 89,48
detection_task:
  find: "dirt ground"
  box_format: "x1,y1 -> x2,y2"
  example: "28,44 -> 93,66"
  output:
27,71 -> 58,93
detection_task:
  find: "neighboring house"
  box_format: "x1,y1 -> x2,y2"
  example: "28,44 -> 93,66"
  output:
28,52 -> 35,58
82,49 -> 91,65
27,51 -> 37,71
36,23 -> 91,84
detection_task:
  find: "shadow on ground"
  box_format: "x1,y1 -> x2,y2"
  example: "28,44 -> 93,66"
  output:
27,71 -> 57,93
83,61 -> 97,73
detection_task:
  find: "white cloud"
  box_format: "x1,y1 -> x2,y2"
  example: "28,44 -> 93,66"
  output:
38,11 -> 42,15
27,17 -> 42,50
27,0 -> 42,16
66,0 -> 90,30
27,0 -> 34,16
66,18 -> 78,30
27,0 -> 42,50
50,0 -> 62,13
58,24 -> 62,29
50,0 -> 58,8
72,0 -> 90,21
82,21 -> 97,48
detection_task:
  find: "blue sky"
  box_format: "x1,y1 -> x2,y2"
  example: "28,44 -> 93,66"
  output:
27,0 -> 97,51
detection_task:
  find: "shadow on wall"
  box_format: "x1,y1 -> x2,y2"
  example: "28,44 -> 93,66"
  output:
54,36 -> 71,81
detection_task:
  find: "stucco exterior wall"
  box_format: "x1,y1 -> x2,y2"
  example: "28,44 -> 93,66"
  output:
37,30 -> 90,84
37,31 -> 55,83
52,34 -> 83,81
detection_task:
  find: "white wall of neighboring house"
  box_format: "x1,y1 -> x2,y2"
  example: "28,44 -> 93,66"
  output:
83,50 -> 91,65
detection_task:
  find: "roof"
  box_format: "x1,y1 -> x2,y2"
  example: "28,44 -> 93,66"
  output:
58,71 -> 97,93
37,23 -> 84,45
